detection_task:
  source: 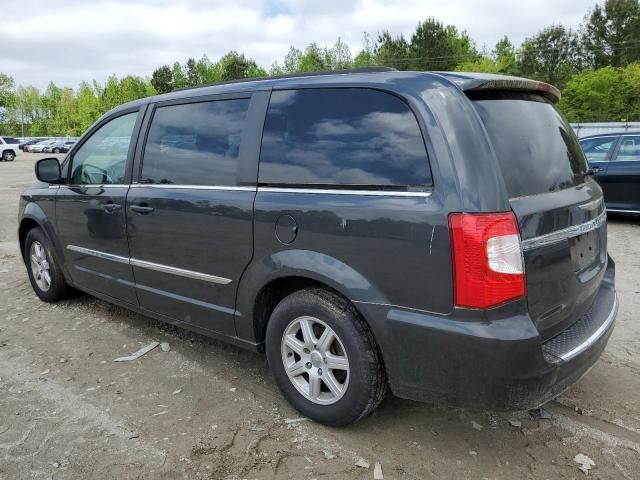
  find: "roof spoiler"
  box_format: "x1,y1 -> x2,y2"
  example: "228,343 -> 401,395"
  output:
450,77 -> 561,104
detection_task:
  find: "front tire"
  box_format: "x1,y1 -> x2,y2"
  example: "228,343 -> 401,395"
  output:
24,228 -> 72,302
266,288 -> 387,426
2,151 -> 15,161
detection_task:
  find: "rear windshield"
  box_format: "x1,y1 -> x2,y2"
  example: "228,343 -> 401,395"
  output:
470,92 -> 588,198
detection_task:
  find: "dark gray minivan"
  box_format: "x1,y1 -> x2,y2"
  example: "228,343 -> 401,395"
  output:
19,69 -> 617,426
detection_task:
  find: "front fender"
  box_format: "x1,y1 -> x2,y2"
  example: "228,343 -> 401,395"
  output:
234,249 -> 387,341
19,190 -> 67,276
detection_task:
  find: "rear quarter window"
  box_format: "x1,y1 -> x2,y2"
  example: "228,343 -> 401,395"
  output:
259,88 -> 431,190
470,92 -> 588,199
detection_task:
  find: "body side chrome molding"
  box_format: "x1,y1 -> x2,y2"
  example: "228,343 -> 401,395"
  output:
521,210 -> 607,251
63,184 -> 131,189
129,258 -> 232,285
129,184 -> 256,192
559,294 -> 617,361
66,245 -> 130,264
257,186 -> 433,197
66,245 -> 232,285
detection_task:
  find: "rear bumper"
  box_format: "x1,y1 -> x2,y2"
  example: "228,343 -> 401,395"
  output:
355,259 -> 617,410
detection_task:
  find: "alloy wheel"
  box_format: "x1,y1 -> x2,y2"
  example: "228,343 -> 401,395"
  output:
281,316 -> 350,405
30,241 -> 51,292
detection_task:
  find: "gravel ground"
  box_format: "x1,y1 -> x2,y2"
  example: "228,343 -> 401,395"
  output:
1,153 -> 639,479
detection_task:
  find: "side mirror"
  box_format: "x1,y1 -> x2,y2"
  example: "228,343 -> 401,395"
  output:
35,158 -> 62,183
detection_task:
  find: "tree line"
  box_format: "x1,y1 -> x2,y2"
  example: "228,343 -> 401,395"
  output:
1,0 -> 639,137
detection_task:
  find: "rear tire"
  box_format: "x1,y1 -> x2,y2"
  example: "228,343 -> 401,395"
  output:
266,288 -> 388,426
24,227 -> 72,302
53,148 -> 60,153
2,151 -> 15,161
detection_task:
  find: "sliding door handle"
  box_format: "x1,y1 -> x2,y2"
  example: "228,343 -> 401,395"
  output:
101,203 -> 122,213
129,204 -> 155,214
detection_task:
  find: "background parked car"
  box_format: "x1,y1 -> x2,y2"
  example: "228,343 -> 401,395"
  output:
580,132 -> 640,214
19,139 -> 45,151
61,140 -> 76,153
43,140 -> 68,153
29,140 -> 57,153
0,136 -> 20,161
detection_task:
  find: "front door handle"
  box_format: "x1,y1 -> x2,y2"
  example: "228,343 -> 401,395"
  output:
129,204 -> 155,214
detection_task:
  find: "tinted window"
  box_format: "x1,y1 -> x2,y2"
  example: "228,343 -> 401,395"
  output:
471,92 -> 588,198
580,136 -> 616,162
615,136 -> 640,161
70,112 -> 138,185
259,89 -> 431,189
2,137 -> 18,144
141,99 -> 250,186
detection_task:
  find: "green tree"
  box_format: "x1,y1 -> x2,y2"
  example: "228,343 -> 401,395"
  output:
0,73 -> 15,107
0,73 -> 16,132
298,43 -> 327,72
374,31 -> 411,69
151,65 -> 174,94
219,51 -> 266,81
408,19 -> 477,71
557,64 -> 640,121
494,36 -> 518,74
324,38 -> 353,70
185,57 -> 199,86
76,81 -> 100,133
456,37 -> 518,74
171,62 -> 187,89
353,33 -> 376,67
517,25 -> 582,88
581,0 -> 640,68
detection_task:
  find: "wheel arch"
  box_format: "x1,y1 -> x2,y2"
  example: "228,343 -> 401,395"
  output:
235,249 -> 388,348
18,205 -> 66,276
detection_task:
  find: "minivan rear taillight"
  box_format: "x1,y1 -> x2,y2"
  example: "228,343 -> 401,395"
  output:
449,212 -> 525,308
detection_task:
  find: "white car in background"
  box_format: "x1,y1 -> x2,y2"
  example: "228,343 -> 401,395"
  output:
0,136 -> 20,161
29,140 -> 56,153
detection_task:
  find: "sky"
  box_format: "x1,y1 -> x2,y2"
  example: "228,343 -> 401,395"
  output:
1,0 -> 593,90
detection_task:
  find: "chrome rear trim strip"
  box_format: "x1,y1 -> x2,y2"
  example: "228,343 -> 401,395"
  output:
129,258 -> 232,285
559,294 -> 617,361
258,187 -> 433,197
66,245 -> 130,264
607,208 -> 640,214
521,210 -> 607,251
66,245 -> 232,285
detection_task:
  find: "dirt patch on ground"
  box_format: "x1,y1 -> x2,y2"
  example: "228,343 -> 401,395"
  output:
1,155 -> 640,479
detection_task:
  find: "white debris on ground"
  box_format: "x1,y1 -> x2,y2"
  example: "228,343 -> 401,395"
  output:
113,341 -> 160,362
509,420 -> 522,428
574,453 -> 595,475
160,342 -> 170,352
354,457 -> 370,468
284,417 -> 309,427
373,461 -> 384,479
471,420 -> 483,431
322,448 -> 336,460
